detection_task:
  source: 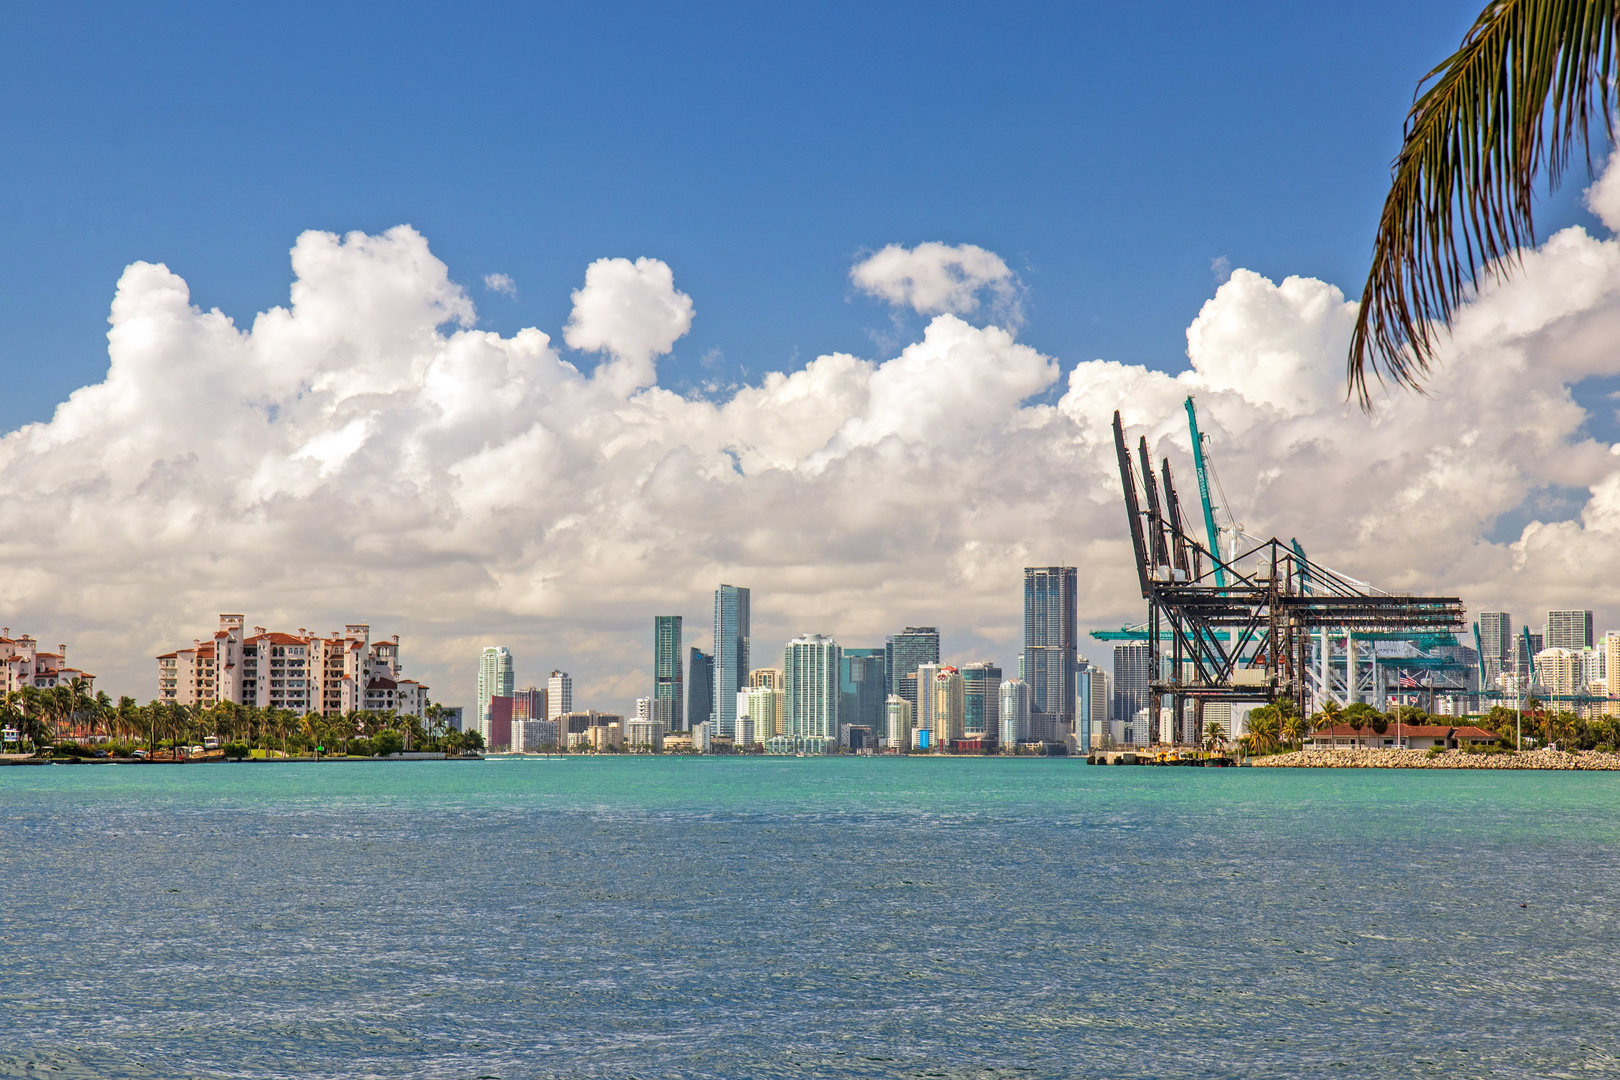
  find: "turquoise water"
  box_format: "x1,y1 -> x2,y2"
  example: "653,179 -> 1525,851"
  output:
3,757 -> 1619,1078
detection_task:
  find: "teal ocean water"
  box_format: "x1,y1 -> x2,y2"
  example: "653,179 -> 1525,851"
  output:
3,757 -> 1618,1078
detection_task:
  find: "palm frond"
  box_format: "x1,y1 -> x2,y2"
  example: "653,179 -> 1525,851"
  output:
1349,0 -> 1620,408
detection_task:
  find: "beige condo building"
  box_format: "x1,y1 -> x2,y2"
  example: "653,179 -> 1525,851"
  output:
1,629 -> 96,696
156,614 -> 427,717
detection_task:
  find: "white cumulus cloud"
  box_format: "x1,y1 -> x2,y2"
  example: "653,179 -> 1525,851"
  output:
483,272 -> 517,297
851,242 -> 1023,326
562,256 -> 694,391
7,175 -> 1620,715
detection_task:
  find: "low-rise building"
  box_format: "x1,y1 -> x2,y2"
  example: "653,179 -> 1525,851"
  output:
1306,723 -> 1499,750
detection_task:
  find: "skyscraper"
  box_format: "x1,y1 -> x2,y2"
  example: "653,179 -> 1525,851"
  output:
476,646 -> 514,743
1477,611 -> 1512,685
839,648 -> 888,736
1113,642 -> 1153,741
688,647 -> 714,732
1077,663 -> 1108,752
999,678 -> 1029,746
960,661 -> 1002,736
712,585 -> 751,739
1546,610 -> 1595,650
546,670 -> 572,721
748,667 -> 787,735
915,663 -> 965,745
784,633 -> 840,739
885,627 -> 940,711
654,616 -> 684,730
1024,566 -> 1078,738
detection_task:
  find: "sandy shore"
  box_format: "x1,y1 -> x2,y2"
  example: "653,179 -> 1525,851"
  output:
1252,748 -> 1620,770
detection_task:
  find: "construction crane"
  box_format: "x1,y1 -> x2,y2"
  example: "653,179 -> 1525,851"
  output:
1185,396 -> 1226,588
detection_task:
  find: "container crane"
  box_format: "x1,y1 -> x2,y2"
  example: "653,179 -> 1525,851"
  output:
1185,396 -> 1226,588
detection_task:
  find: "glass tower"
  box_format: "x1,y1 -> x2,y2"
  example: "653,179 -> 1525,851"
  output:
1477,611 -> 1512,685
712,585 -> 751,739
688,647 -> 714,732
784,634 -> 841,739
476,646 -> 514,743
838,647 -> 888,737
885,627 -> 940,711
1023,567 -> 1078,733
960,661 -> 1002,736
653,615 -> 684,730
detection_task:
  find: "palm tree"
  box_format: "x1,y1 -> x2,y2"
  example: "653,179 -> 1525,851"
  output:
1351,1 -> 1620,404
1281,712 -> 1309,749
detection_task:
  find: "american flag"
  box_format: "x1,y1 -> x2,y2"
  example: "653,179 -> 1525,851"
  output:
1398,673 -> 1419,688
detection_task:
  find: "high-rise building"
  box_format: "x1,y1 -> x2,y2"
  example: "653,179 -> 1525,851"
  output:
1477,612 -> 1512,684
739,684 -> 780,741
1113,642 -> 1153,732
1546,610 -> 1595,651
1534,648 -> 1584,698
477,646 -> 515,743
1077,663 -> 1107,753
999,679 -> 1029,746
960,661 -> 1002,736
1516,631 -> 1545,672
1024,567 -> 1078,737
513,686 -> 546,722
546,670 -> 572,721
914,664 -> 965,745
839,648 -> 888,737
653,616 -> 684,731
885,695 -> 914,748
885,627 -> 940,711
748,667 -> 786,735
784,633 -> 840,739
713,585 -> 751,739
688,648 -> 714,732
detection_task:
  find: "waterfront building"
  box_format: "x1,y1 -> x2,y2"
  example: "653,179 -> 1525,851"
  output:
488,695 -> 514,749
636,697 -> 652,722
1113,642 -> 1153,733
546,670 -> 572,722
158,616 -> 424,719
477,646 -> 515,741
1546,610 -> 1595,651
695,720 -> 714,753
1077,663 -> 1107,753
654,615 -> 684,730
688,648 -> 714,732
784,634 -> 840,739
740,685 -> 781,740
999,679 -> 1029,746
914,663 -> 964,745
960,661 -> 1001,737
838,648 -> 888,737
1024,566 -> 1078,739
1,630 -> 96,698
560,710 -> 623,746
625,718 -> 666,751
885,627 -> 940,711
511,716 -> 558,751
713,585 -> 752,739
748,667 -> 786,734
1477,611 -> 1512,685
885,695 -> 913,749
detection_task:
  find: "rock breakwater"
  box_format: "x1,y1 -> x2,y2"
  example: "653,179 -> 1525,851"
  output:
1252,748 -> 1620,770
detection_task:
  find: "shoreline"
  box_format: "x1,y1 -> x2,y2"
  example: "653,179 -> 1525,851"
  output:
1253,747 -> 1620,770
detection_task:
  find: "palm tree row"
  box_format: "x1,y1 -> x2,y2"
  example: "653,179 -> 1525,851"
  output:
0,693 -> 481,756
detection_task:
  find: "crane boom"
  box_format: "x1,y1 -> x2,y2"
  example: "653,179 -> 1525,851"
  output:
1185,396 -> 1226,587
1472,622 -> 1488,689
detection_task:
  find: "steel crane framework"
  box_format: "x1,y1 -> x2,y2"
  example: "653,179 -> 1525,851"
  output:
1111,410 -> 1466,737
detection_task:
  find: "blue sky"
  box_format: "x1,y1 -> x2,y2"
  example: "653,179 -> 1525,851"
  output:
5,0 -> 1593,432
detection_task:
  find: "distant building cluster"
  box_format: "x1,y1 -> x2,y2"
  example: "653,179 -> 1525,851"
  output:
1478,609 -> 1618,718
1,629 -> 96,695
153,614 -> 427,717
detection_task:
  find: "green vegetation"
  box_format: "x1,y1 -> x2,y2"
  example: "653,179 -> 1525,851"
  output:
0,689 -> 485,760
